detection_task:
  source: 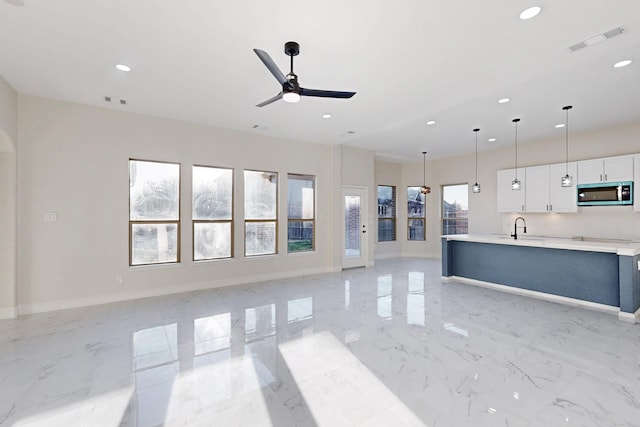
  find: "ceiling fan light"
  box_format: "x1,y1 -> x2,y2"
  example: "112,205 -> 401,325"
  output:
282,92 -> 301,103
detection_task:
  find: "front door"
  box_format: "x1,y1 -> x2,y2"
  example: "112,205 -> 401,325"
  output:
341,187 -> 368,269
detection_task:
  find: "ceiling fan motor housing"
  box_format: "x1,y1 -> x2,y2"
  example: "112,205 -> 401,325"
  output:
284,41 -> 300,56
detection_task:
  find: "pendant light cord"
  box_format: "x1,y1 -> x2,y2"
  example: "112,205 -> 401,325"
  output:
513,119 -> 520,178
473,129 -> 479,182
422,151 -> 426,186
564,106 -> 572,175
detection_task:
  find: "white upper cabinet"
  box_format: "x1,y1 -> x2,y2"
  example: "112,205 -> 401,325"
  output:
497,168 -> 526,213
577,155 -> 634,184
524,165 -> 549,213
525,163 -> 578,213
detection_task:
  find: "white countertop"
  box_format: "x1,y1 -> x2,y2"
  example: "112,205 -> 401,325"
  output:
442,234 -> 640,256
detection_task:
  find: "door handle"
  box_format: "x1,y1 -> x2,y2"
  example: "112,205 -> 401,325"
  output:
362,230 -> 367,234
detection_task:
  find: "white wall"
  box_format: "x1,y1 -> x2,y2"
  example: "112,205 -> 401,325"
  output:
16,95 -> 338,314
0,75 -> 17,318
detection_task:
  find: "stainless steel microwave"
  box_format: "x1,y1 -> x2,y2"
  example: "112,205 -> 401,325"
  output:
577,181 -> 633,206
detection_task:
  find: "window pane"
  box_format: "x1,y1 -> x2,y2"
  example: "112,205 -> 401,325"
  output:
377,219 -> 396,242
377,186 -> 395,218
288,221 -> 314,252
288,175 -> 314,220
194,222 -> 231,260
193,166 -> 232,220
443,184 -> 468,235
407,187 -> 425,218
245,222 -> 276,256
344,196 -> 361,257
130,160 -> 179,220
244,170 -> 277,219
131,223 -> 178,265
408,219 -> 424,240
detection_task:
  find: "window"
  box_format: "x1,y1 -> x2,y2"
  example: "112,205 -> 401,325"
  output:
287,174 -> 315,252
377,185 -> 396,241
407,187 -> 425,240
129,160 -> 180,265
442,184 -> 468,235
192,165 -> 233,260
244,170 -> 277,256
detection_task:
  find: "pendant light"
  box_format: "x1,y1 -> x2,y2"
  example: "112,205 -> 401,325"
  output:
472,128 -> 481,193
420,151 -> 431,195
561,105 -> 573,187
511,118 -> 521,190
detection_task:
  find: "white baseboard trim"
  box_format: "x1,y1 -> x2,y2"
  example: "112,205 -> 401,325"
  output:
374,253 -> 402,260
0,306 -> 17,319
618,307 -> 640,323
444,275 -> 620,316
18,266 -> 332,316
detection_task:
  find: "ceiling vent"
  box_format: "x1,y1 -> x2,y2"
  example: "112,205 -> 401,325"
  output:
568,26 -> 626,52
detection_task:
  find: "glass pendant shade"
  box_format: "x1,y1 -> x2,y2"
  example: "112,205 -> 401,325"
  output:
472,182 -> 481,193
561,105 -> 573,187
511,178 -> 521,190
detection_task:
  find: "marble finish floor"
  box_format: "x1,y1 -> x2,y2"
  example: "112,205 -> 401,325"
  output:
1,258 -> 639,426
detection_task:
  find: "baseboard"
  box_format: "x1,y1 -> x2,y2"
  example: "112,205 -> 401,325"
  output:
17,266 -> 332,316
446,275 -> 620,316
0,306 -> 17,319
618,307 -> 640,323
374,252 -> 402,260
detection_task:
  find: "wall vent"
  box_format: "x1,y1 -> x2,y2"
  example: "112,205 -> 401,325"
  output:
567,26 -> 626,52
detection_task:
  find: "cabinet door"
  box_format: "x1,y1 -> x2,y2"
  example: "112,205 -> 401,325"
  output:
524,165 -> 550,212
635,155 -> 640,212
604,155 -> 634,182
497,168 -> 525,213
549,162 -> 578,213
577,159 -> 603,184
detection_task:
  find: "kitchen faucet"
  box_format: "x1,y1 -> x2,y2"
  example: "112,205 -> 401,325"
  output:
511,217 -> 527,240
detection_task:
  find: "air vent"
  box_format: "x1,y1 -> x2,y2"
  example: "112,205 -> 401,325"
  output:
603,26 -> 625,39
568,26 -> 626,52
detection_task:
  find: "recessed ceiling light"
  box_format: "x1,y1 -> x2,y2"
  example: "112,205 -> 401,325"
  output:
115,64 -> 131,72
322,114 -> 332,119
613,59 -> 632,68
426,120 -> 436,125
519,6 -> 541,20
498,98 -> 510,104
555,123 -> 565,128
4,0 -> 25,6
488,138 -> 496,142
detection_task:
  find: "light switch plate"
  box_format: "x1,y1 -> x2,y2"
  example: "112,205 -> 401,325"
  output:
44,212 -> 57,222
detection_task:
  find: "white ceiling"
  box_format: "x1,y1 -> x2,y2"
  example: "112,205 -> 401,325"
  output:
1,0 -> 639,162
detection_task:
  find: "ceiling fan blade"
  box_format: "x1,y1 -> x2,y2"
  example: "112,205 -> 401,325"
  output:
256,92 -> 283,108
253,49 -> 287,85
299,88 -> 356,99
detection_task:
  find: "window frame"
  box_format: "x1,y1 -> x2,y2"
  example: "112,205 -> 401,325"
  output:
442,183 -> 469,235
407,186 -> 426,241
129,158 -> 181,266
192,164 -> 234,261
377,185 -> 397,242
244,169 -> 278,257
287,173 -> 316,253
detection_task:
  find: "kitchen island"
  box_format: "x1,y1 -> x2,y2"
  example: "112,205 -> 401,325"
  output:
441,234 -> 640,322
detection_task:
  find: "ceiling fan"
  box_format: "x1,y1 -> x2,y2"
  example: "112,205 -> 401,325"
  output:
253,41 -> 356,107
